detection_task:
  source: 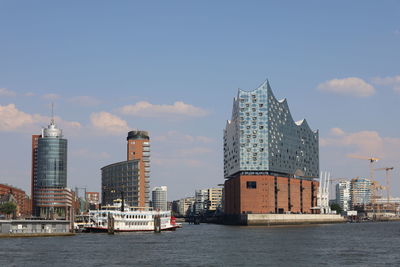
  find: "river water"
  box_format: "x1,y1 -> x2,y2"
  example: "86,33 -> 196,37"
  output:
1,222 -> 399,266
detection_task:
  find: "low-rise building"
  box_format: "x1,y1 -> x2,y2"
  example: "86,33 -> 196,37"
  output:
0,184 -> 31,218
86,192 -> 100,209
175,197 -> 195,217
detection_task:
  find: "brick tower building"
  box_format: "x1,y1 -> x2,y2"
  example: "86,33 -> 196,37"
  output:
127,130 -> 150,207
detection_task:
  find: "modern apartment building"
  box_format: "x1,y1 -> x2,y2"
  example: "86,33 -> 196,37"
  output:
127,131 -> 150,207
152,186 -> 168,211
336,180 -> 351,211
101,131 -> 150,207
194,189 -> 208,215
178,197 -> 195,217
32,119 -> 73,219
101,160 -> 140,206
223,80 -> 319,215
350,178 -> 372,208
207,188 -> 223,211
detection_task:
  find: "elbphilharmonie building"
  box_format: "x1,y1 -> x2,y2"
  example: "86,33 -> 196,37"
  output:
223,80 -> 320,215
224,80 -> 319,179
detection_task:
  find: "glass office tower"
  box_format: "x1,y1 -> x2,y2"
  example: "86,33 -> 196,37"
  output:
33,119 -> 72,218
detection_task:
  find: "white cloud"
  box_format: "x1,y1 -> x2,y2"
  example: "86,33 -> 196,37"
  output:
24,92 -> 35,97
90,112 -> 129,135
68,96 -> 101,106
0,104 -> 36,131
372,75 -> 400,94
317,77 -> 375,97
321,127 -> 400,159
43,93 -> 60,100
0,104 -> 81,132
120,101 -> 209,118
330,127 -> 345,136
0,88 -> 16,97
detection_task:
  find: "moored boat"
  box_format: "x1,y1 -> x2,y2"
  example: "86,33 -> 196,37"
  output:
84,200 -> 181,232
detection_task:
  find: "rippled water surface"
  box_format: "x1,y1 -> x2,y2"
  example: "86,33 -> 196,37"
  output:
1,222 -> 400,266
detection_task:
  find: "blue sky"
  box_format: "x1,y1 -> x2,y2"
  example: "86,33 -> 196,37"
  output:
1,1 -> 399,200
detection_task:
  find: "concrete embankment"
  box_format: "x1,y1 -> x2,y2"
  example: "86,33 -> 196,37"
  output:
0,219 -> 73,238
223,214 -> 346,225
0,232 -> 75,238
244,214 -> 345,225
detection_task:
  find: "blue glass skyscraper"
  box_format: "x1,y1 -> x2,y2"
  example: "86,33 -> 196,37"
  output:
33,119 -> 72,218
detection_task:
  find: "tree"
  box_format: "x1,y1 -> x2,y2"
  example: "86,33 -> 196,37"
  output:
330,203 -> 342,214
0,202 -> 17,218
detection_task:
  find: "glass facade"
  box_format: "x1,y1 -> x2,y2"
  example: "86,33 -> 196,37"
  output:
224,80 -> 319,178
101,160 -> 140,207
37,138 -> 67,188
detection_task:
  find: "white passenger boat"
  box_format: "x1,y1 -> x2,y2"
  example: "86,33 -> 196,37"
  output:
84,200 -> 181,232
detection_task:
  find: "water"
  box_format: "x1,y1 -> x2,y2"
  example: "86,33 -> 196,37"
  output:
1,222 -> 400,266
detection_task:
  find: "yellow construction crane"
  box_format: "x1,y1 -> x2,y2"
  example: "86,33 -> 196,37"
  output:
370,180 -> 383,203
347,154 -> 380,180
375,167 -> 394,205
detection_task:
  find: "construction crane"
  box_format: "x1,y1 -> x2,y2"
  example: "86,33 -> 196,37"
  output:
375,167 -> 394,205
347,154 -> 380,180
369,180 -> 385,214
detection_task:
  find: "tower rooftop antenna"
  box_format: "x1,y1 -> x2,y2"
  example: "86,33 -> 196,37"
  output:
51,102 -> 55,124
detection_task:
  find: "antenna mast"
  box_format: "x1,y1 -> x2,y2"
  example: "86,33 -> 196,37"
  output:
51,102 -> 55,124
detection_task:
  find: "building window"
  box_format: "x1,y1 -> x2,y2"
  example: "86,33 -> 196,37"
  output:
246,181 -> 257,189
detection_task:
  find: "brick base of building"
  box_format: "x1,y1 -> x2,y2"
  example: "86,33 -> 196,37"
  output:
224,174 -> 319,215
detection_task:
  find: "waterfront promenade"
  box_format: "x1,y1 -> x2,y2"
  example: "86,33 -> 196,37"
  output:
1,222 -> 399,266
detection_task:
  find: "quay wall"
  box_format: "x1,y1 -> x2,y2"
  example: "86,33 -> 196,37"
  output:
242,214 -> 345,225
0,220 -> 72,237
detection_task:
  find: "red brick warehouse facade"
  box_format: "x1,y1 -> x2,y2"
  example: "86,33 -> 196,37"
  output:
0,184 -> 31,218
224,175 -> 319,215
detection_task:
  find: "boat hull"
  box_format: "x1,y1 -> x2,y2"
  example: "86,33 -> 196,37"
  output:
84,224 -> 181,233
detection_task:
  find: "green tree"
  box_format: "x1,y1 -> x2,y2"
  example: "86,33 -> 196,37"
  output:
330,203 -> 342,214
0,202 -> 17,218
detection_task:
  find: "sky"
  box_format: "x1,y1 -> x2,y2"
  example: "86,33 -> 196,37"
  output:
0,1 -> 399,200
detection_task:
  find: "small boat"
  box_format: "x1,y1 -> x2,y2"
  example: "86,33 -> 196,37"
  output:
84,199 -> 181,233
